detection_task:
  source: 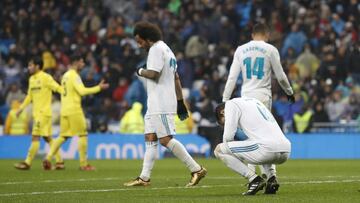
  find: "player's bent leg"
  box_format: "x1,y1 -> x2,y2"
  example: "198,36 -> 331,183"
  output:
44,137 -> 65,170
15,136 -> 40,170
215,143 -> 265,195
124,133 -> 157,186
214,143 -> 256,179
263,152 -> 289,194
160,136 -> 206,187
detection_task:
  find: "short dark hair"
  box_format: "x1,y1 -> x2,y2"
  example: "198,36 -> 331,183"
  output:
214,102 -> 226,123
252,23 -> 270,35
70,53 -> 83,63
133,21 -> 162,42
30,56 -> 43,70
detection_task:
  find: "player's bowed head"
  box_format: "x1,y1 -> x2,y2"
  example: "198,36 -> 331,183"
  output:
215,102 -> 226,127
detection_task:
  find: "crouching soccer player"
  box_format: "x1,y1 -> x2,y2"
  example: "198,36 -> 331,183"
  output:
14,57 -> 64,170
214,98 -> 291,195
43,54 -> 109,171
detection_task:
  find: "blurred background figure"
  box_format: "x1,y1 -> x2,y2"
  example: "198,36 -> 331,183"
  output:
3,100 -> 29,135
119,102 -> 144,134
292,105 -> 313,134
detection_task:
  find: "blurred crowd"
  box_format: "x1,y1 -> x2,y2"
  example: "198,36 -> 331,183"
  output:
0,0 -> 359,135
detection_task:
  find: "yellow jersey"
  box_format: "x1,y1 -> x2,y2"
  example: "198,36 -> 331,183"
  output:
61,69 -> 100,116
19,71 -> 63,117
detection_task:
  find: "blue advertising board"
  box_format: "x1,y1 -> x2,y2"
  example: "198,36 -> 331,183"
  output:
1,133 -> 360,159
0,134 -> 211,159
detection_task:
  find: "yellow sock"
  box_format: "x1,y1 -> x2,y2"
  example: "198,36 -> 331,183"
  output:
46,137 -> 65,161
25,140 -> 40,165
78,136 -> 88,167
48,139 -> 63,163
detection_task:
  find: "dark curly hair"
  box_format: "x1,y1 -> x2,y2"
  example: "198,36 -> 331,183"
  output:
29,56 -> 43,70
215,102 -> 226,123
133,21 -> 162,42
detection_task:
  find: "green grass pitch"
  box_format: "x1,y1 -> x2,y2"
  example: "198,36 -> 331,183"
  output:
0,159 -> 359,203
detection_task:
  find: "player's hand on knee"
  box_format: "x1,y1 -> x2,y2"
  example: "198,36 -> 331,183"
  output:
177,99 -> 189,121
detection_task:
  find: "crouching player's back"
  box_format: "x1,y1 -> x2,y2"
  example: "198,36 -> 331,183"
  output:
214,97 -> 290,195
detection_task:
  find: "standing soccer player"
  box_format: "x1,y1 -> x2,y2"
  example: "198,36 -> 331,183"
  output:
14,57 -> 64,170
222,23 -> 295,192
124,21 -> 207,187
43,55 -> 109,171
214,98 -> 291,195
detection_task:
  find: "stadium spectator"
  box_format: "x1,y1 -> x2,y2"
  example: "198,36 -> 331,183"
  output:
312,101 -> 330,123
5,83 -> 25,107
325,90 -> 348,122
119,102 -> 144,134
3,100 -> 29,135
112,78 -> 129,102
292,105 -> 313,133
281,24 -> 307,58
295,44 -> 320,81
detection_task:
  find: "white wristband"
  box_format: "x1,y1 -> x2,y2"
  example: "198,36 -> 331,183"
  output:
138,68 -> 145,76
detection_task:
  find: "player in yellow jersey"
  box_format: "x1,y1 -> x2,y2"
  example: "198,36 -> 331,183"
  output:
14,57 -> 64,170
43,54 -> 109,171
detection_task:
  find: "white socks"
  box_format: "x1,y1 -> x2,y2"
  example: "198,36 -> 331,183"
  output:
262,164 -> 276,179
140,141 -> 158,181
166,139 -> 201,173
248,164 -> 267,176
215,150 -> 256,182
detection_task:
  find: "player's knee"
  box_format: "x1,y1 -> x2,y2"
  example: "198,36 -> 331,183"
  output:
32,136 -> 40,141
159,136 -> 172,147
145,133 -> 158,142
214,144 -> 223,159
43,137 -> 51,143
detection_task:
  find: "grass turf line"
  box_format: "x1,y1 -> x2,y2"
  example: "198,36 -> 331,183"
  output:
0,159 -> 359,203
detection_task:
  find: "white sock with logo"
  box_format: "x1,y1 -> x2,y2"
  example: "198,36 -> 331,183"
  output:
139,141 -> 158,181
166,138 -> 201,173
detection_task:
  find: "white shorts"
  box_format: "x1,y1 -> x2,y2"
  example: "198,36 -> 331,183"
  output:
243,93 -> 272,110
144,114 -> 176,138
219,140 -> 289,165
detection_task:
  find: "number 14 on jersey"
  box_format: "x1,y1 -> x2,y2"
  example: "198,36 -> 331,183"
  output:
243,57 -> 265,79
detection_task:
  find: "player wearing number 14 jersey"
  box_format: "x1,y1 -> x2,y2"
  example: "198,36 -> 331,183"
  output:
222,23 -> 294,108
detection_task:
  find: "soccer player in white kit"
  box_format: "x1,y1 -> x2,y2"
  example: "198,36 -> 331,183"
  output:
214,98 -> 291,195
222,23 -> 294,192
124,21 -> 207,187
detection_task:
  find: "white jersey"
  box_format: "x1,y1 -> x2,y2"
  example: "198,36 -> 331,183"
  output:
145,41 -> 177,115
222,40 -> 293,102
223,97 -> 291,152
